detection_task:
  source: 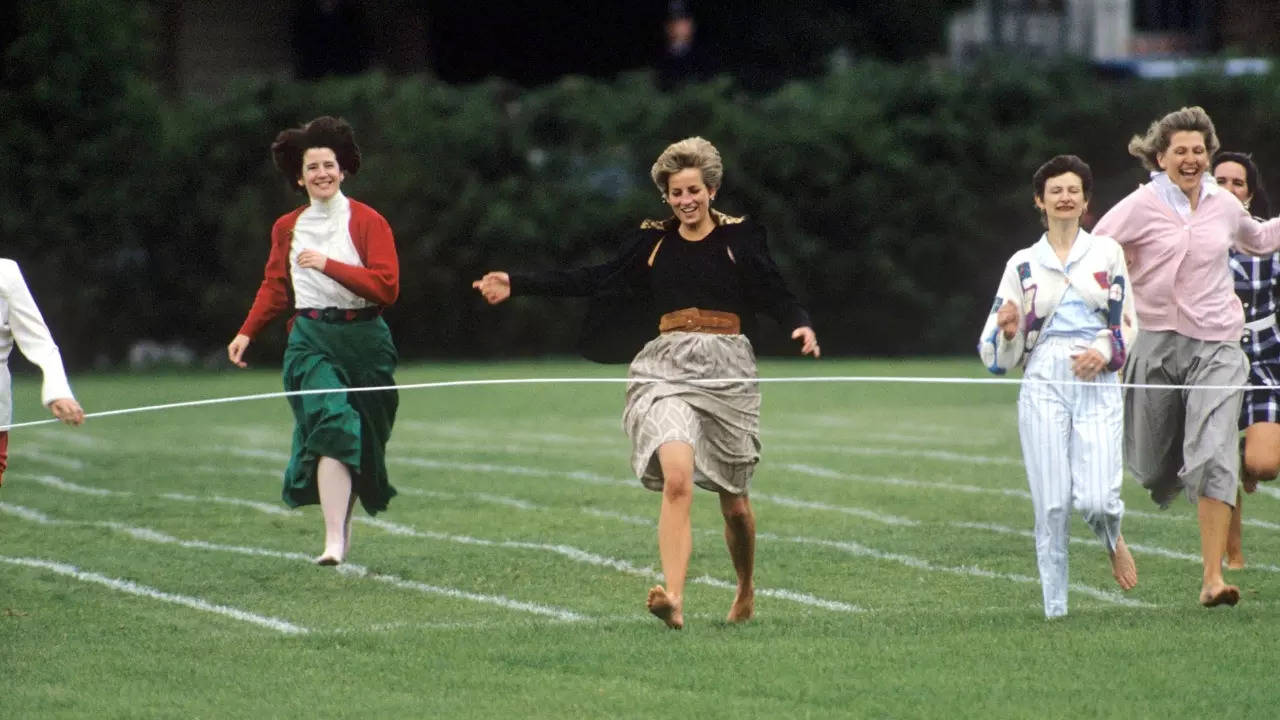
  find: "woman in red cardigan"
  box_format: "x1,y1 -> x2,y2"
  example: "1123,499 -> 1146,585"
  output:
227,116 -> 400,566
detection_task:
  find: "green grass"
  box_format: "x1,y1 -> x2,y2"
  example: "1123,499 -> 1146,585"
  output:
2,358 -> 1278,718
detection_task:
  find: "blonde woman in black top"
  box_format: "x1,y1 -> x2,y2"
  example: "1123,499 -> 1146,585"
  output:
474,137 -> 819,629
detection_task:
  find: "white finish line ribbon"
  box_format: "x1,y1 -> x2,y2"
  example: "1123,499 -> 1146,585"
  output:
2,374 -> 1267,431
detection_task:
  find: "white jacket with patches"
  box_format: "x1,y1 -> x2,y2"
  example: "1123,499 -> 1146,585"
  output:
978,229 -> 1138,374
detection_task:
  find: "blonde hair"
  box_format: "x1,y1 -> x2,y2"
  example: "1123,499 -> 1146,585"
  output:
1127,106 -> 1220,171
650,136 -> 723,194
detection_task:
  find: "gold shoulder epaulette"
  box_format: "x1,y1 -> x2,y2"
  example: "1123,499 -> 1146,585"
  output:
640,217 -> 672,230
711,209 -> 745,225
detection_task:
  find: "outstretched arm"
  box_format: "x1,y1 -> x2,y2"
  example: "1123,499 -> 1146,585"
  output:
2,262 -> 82,424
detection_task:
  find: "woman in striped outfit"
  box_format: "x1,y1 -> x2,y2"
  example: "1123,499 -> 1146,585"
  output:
227,116 -> 400,566
979,154 -> 1139,618
1214,152 -> 1279,569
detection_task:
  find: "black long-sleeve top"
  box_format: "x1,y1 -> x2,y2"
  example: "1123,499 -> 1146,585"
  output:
510,212 -> 811,363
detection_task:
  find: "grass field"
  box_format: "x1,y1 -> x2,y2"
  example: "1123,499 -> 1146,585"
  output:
4,357 -> 1280,719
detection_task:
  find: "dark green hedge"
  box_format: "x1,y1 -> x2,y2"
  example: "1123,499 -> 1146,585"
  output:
6,2 -> 1280,364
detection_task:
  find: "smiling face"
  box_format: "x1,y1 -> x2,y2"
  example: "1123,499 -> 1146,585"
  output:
1213,160 -> 1252,207
1034,171 -> 1087,224
299,147 -> 343,200
1156,130 -> 1209,197
665,167 -> 715,230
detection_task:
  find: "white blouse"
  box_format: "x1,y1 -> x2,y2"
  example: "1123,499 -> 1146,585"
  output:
289,191 -> 374,310
0,259 -> 73,424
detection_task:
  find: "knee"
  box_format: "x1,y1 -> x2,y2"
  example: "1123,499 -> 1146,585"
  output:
721,496 -> 752,523
1243,446 -> 1280,481
662,473 -> 694,502
1073,496 -> 1111,523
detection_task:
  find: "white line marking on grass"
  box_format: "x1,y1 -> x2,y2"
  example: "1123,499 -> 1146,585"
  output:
355,516 -> 862,613
405,441 -> 620,459
1127,507 -> 1280,531
0,503 -> 57,523
758,531 -> 1150,608
772,442 -> 1023,467
336,565 -> 585,621
29,429 -> 102,448
16,448 -> 85,470
393,456 -> 633,488
1256,485 -> 1280,501
0,555 -> 309,634
398,422 -> 623,448
950,521 -> 1280,574
227,447 -> 290,462
192,465 -> 281,481
783,462 -> 1032,498
397,458 -> 918,526
161,493 -> 292,516
1,501 -> 587,622
13,473 -> 131,496
582,508 -> 654,526
751,492 -> 918,526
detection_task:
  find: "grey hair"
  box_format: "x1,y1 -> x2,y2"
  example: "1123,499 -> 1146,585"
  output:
1127,106 -> 1220,171
650,136 -> 723,194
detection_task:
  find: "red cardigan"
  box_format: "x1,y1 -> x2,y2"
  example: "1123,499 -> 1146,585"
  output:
238,199 -> 399,339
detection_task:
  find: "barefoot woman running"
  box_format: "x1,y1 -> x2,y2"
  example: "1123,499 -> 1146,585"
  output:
473,137 -> 819,628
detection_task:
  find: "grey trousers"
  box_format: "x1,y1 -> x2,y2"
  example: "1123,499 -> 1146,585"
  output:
1123,330 -> 1247,507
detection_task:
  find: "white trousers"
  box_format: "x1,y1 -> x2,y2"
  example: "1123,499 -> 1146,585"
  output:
1017,336 -> 1125,618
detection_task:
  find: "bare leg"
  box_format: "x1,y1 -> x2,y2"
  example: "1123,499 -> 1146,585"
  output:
1230,423 -> 1280,569
719,492 -> 755,622
1198,497 -> 1240,607
648,441 -> 694,629
342,492 -> 357,560
316,456 -> 353,566
1227,489 -> 1244,570
1109,535 -> 1137,590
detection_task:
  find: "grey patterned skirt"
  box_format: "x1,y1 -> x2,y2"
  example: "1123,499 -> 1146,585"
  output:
623,331 -> 761,494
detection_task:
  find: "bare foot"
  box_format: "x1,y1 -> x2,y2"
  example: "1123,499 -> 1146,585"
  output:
727,586 -> 754,623
1110,537 -> 1137,590
646,585 -> 684,629
1227,556 -> 1246,570
315,546 -> 343,566
1199,582 -> 1241,607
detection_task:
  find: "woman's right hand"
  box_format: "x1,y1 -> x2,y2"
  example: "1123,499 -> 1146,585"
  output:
227,334 -> 251,368
996,300 -> 1019,340
472,271 -> 511,305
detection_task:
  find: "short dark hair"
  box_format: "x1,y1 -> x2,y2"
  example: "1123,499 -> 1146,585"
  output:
1213,151 -> 1271,219
271,116 -> 362,191
1033,154 -> 1093,200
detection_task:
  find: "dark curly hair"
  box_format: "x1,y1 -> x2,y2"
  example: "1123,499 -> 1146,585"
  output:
271,116 -> 362,191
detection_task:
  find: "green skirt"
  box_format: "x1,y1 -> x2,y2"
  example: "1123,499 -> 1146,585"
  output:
281,315 -> 398,515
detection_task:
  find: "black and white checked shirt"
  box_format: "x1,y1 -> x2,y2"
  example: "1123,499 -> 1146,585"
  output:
1230,249 -> 1280,426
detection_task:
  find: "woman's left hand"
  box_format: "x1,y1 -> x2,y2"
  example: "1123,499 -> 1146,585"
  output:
296,250 -> 328,271
792,326 -> 820,358
1070,348 -> 1107,380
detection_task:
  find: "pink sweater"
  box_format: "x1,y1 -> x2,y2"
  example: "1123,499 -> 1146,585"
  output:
1093,183 -> 1280,341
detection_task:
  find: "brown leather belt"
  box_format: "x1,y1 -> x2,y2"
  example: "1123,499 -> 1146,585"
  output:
658,307 -> 741,335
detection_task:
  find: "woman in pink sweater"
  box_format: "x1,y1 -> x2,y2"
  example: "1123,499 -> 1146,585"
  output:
1093,106 -> 1280,607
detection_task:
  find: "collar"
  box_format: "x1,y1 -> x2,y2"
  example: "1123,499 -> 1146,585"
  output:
1032,227 -> 1092,270
1149,170 -> 1219,197
307,190 -> 349,216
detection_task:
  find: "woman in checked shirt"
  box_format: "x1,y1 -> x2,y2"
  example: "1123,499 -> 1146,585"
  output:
1215,152 -> 1279,569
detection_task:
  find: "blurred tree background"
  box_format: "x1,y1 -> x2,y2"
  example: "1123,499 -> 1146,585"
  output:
4,0 -> 1280,367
